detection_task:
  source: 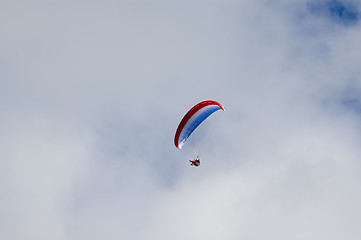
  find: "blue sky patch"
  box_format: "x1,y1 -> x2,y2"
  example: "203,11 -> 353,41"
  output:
338,85 -> 361,113
308,0 -> 359,26
342,97 -> 361,113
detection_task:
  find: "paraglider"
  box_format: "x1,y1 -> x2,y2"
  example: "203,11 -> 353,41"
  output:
174,100 -> 225,166
189,156 -> 201,166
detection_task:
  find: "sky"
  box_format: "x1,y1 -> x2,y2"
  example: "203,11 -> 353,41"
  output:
1,0 -> 361,239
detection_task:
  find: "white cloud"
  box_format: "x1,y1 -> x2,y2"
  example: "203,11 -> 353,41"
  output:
1,0 -> 361,239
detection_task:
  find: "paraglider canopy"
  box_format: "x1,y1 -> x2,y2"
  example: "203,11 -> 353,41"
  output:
174,100 -> 225,149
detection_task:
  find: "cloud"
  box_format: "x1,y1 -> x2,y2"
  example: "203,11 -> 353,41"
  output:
1,0 -> 361,239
